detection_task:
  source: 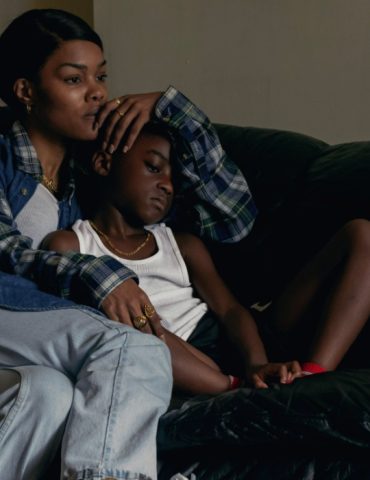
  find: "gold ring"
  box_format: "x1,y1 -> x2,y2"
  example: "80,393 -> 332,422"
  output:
115,98 -> 122,106
144,304 -> 155,318
117,110 -> 124,117
133,315 -> 148,329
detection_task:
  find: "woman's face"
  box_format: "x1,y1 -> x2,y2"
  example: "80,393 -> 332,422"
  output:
30,39 -> 107,141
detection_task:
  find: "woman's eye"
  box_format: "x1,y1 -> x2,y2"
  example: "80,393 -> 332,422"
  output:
97,73 -> 108,82
65,76 -> 81,85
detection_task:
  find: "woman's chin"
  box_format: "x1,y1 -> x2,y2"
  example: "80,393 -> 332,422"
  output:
73,127 -> 99,142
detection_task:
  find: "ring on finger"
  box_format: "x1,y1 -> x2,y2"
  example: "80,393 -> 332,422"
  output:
144,304 -> 155,318
133,315 -> 148,329
115,98 -> 122,106
116,110 -> 124,118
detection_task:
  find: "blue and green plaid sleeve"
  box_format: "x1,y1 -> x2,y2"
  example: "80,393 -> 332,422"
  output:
155,86 -> 258,243
0,190 -> 137,308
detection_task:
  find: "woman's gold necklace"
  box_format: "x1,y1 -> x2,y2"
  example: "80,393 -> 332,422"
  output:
41,175 -> 58,194
89,221 -> 152,257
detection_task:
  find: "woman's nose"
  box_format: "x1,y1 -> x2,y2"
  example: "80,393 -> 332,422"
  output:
87,81 -> 107,103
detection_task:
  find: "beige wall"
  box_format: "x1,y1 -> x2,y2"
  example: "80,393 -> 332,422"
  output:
94,0 -> 370,144
0,0 -> 93,33
2,1 -> 369,143
0,0 -> 93,106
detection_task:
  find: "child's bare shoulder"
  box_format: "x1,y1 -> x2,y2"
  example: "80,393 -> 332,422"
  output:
41,230 -> 80,253
174,231 -> 207,259
174,231 -> 202,246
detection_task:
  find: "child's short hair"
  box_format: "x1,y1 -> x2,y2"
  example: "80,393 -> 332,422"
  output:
138,122 -> 177,151
75,121 -> 177,175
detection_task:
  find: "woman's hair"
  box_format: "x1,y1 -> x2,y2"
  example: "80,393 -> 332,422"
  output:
0,9 -> 103,112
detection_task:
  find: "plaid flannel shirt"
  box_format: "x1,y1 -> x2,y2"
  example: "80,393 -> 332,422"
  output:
156,86 -> 257,242
0,122 -> 137,308
0,87 -> 257,307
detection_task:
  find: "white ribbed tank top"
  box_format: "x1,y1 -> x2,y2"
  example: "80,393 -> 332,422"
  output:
72,220 -> 207,340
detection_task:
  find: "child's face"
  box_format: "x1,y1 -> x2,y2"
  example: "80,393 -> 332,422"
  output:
109,133 -> 173,225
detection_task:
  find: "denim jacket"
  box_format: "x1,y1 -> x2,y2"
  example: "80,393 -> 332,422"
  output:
0,86 -> 257,312
0,123 -> 138,311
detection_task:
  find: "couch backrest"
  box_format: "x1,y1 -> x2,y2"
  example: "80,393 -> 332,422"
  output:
215,123 -> 328,216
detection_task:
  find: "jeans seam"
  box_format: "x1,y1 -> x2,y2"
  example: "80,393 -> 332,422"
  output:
0,367 -> 29,442
101,345 -> 124,466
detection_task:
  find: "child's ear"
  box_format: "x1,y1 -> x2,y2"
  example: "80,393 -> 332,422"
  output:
91,151 -> 112,176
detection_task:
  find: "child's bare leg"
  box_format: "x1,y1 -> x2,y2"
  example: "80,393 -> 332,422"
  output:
162,329 -> 231,394
272,219 -> 370,370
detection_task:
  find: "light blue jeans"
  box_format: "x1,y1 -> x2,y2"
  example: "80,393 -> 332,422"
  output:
0,306 -> 172,480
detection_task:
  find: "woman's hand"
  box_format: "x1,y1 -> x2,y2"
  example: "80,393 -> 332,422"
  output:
246,361 -> 302,389
100,278 -> 165,338
96,91 -> 162,154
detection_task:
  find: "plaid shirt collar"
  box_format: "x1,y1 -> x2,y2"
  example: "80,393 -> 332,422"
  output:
10,120 -> 76,200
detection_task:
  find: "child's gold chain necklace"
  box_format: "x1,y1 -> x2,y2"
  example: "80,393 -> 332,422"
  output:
89,221 -> 151,257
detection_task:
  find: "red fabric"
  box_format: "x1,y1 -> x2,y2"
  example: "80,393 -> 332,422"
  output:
228,375 -> 242,390
301,362 -> 326,374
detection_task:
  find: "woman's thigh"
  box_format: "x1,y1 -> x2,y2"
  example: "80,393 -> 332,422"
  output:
0,306 -> 132,376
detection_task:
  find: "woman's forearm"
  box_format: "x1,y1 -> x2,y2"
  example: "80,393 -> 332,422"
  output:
0,211 -> 137,308
155,86 -> 257,243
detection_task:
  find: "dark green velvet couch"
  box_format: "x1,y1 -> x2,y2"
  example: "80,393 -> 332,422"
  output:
157,124 -> 370,479
211,124 -> 370,306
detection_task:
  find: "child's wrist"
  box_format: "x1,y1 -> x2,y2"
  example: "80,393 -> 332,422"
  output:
228,374 -> 242,390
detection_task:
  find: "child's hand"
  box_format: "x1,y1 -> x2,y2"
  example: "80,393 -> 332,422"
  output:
246,361 -> 302,389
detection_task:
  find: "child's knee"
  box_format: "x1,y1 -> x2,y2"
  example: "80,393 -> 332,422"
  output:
343,219 -> 370,253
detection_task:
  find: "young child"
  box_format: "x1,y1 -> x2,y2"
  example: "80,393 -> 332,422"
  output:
43,122 -> 370,394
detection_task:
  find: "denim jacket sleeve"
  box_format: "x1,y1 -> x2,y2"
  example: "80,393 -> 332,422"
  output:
155,86 -> 258,243
0,138 -> 137,309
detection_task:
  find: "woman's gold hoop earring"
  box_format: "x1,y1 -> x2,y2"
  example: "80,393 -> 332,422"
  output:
26,104 -> 32,114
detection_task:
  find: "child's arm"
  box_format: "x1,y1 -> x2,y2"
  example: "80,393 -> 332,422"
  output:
162,328 -> 235,394
44,230 -> 234,394
176,232 -> 302,387
41,230 -> 81,252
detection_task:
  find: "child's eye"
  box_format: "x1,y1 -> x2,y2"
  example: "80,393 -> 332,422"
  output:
97,73 -> 108,82
65,76 -> 81,85
146,162 -> 160,173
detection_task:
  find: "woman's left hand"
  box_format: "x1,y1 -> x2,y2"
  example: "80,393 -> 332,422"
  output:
96,91 -> 162,154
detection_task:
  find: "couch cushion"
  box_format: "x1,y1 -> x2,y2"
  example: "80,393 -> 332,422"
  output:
301,141 -> 370,220
215,124 -> 328,215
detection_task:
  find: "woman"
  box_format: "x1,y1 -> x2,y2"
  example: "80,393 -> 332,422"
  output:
0,8 -> 256,480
